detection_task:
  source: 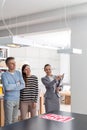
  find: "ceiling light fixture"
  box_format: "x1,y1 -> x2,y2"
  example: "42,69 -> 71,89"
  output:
7,44 -> 20,48
57,48 -> 82,54
0,36 -> 30,47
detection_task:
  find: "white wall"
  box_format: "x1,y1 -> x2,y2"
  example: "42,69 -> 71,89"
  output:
60,54 -> 70,84
70,16 -> 87,114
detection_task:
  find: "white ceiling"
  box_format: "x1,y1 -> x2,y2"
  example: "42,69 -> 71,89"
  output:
0,0 -> 87,20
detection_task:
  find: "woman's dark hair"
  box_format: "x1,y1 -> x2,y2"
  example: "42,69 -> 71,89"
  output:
44,64 -> 51,70
22,64 -> 30,82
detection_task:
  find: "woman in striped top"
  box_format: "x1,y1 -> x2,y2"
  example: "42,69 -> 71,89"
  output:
20,64 -> 38,120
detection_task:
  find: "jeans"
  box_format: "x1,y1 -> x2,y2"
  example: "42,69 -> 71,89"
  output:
4,100 -> 19,125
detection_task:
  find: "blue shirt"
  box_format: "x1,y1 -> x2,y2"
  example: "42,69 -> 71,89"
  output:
1,70 -> 25,101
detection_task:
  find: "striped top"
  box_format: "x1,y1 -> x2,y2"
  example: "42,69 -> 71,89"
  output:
20,75 -> 38,102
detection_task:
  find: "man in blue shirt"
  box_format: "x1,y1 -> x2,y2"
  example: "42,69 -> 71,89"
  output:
1,57 -> 25,125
